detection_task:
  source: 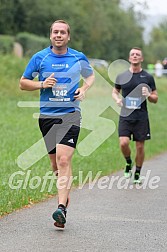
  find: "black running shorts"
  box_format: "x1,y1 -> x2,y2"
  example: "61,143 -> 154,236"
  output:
118,118 -> 151,141
39,111 -> 81,154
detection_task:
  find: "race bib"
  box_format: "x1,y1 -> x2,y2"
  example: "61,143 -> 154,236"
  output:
50,84 -> 71,102
125,97 -> 141,109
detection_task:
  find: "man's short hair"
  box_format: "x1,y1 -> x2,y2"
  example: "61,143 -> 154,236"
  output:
50,20 -> 70,34
129,47 -> 143,56
131,47 -> 142,51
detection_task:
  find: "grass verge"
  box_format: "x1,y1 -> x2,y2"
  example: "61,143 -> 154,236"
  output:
0,55 -> 167,216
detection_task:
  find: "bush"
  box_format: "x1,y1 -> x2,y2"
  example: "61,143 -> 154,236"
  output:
16,32 -> 49,56
0,35 -> 15,54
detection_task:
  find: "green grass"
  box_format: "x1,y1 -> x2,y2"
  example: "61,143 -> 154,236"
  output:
0,54 -> 167,216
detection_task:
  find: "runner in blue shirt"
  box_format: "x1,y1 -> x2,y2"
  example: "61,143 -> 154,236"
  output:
20,20 -> 95,228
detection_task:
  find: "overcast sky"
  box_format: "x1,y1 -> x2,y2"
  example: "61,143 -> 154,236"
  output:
126,0 -> 167,15
135,0 -> 167,15
146,0 -> 167,15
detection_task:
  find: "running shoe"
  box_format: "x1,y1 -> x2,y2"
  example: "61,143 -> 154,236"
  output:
52,205 -> 67,228
124,163 -> 132,179
133,172 -> 142,184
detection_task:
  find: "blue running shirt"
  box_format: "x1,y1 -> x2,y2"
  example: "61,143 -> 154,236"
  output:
23,47 -> 93,115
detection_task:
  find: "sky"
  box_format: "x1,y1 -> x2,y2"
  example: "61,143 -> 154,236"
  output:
122,0 -> 167,43
134,0 -> 167,16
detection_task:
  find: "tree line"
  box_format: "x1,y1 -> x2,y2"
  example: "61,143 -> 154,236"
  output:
0,0 -> 167,64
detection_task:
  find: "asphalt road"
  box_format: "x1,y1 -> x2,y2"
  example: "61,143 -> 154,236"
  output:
1,152 -> 167,252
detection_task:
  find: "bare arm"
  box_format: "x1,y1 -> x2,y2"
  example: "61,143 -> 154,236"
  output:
19,73 -> 56,91
20,77 -> 42,91
148,90 -> 158,103
142,87 -> 158,103
112,87 -> 123,107
74,73 -> 95,101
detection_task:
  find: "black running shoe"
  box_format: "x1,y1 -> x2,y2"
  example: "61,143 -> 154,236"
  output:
124,163 -> 132,179
133,172 -> 142,184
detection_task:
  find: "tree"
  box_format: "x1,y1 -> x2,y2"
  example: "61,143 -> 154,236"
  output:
146,18 -> 167,63
0,0 -> 25,34
0,0 -> 145,61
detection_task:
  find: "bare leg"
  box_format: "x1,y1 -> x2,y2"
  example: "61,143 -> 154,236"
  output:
135,141 -> 145,167
49,153 -> 58,176
119,136 -> 131,158
56,144 -> 75,206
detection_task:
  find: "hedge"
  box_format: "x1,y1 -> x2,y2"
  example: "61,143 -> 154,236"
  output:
16,32 -> 49,56
0,35 -> 15,54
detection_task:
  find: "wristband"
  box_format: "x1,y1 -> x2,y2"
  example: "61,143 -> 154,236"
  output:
40,81 -> 44,89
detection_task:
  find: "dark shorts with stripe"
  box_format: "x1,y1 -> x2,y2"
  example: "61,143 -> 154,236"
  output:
118,118 -> 151,141
39,111 -> 81,154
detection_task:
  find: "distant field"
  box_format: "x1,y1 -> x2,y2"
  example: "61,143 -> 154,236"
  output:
0,54 -> 167,216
